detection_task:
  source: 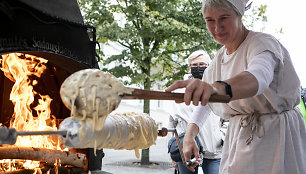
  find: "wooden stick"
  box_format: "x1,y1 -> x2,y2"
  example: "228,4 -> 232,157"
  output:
0,147 -> 87,168
122,88 -> 231,103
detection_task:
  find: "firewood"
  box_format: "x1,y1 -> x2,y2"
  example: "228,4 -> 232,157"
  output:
0,147 -> 87,168
0,169 -> 35,174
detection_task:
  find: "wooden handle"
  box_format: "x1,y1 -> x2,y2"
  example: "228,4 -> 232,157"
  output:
122,88 -> 230,103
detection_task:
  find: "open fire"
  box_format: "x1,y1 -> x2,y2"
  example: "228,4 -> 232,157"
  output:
0,53 -> 67,172
0,0 -> 102,172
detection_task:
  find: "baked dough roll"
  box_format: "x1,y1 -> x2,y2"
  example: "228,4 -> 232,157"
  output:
59,112 -> 158,158
60,69 -> 133,122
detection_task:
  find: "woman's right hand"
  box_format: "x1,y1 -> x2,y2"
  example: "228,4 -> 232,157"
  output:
165,79 -> 215,106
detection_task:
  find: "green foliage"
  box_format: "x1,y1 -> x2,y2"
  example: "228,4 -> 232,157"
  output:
78,0 -> 219,88
243,4 -> 268,31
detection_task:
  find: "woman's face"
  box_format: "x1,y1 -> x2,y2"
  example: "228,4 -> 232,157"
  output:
204,8 -> 243,46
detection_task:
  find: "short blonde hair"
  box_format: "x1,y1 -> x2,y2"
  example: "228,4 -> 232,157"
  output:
187,50 -> 211,65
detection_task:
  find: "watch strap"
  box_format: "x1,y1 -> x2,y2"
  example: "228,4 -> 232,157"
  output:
216,81 -> 232,99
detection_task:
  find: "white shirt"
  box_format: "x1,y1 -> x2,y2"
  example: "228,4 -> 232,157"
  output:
191,50 -> 278,127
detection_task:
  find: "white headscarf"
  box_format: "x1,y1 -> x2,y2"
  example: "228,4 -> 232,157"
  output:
227,0 -> 251,15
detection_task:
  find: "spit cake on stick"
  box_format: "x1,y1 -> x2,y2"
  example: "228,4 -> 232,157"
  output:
59,112 -> 158,158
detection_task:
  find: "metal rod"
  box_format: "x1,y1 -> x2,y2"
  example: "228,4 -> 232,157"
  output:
166,128 -> 176,132
17,130 -> 67,136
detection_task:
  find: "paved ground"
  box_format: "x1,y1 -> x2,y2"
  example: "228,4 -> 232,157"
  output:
101,137 -> 205,174
101,137 -> 175,174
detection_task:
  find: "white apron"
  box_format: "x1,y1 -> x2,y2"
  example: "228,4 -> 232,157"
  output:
204,31 -> 306,174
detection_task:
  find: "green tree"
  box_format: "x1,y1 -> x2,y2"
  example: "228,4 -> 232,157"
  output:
77,0 -> 267,165
78,0 -> 219,85
78,0 -> 218,165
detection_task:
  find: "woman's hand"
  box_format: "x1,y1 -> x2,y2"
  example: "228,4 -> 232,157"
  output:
166,79 -> 214,106
183,131 -> 201,172
166,72 -> 260,104
171,160 -> 178,170
182,124 -> 201,172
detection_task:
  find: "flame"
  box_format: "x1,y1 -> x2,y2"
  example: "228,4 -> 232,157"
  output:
0,53 -> 65,172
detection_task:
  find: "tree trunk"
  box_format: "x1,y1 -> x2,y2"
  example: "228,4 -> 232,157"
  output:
141,70 -> 151,165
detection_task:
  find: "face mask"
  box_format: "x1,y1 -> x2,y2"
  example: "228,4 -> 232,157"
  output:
191,67 -> 207,79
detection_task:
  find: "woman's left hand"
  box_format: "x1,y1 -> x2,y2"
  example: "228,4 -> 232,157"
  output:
181,123 -> 202,172
171,160 -> 178,170
183,130 -> 201,172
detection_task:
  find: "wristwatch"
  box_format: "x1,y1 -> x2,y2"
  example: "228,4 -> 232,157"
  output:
216,81 -> 232,99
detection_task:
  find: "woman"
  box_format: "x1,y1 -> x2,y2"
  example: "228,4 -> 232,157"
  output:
168,50 -> 223,174
166,0 -> 306,173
